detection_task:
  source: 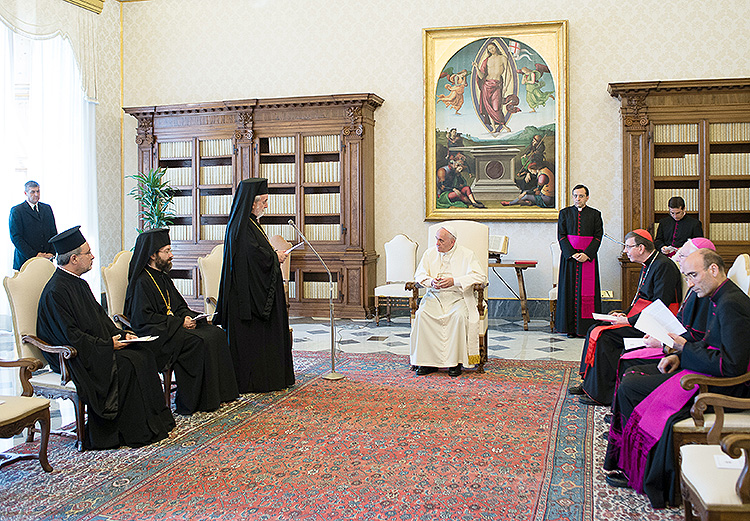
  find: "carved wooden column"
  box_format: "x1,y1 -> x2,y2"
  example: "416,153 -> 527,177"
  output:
235,110 -> 254,183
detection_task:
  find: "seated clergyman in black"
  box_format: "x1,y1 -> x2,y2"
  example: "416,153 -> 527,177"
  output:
37,226 -> 175,450
124,228 -> 238,415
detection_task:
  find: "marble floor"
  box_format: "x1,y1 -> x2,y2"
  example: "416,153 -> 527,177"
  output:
0,316 -> 584,452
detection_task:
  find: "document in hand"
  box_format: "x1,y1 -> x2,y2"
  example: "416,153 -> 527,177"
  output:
633,299 -> 686,348
592,313 -> 620,322
119,335 -> 159,344
193,312 -> 215,321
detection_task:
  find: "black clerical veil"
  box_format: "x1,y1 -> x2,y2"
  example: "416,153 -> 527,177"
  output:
125,228 -> 171,310
214,178 -> 276,327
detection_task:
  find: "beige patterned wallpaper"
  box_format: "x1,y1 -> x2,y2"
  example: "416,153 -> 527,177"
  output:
98,0 -> 750,299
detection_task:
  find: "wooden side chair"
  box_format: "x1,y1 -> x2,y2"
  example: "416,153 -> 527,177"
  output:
548,240 -> 560,332
680,393 -> 750,520
102,250 -> 174,408
197,243 -> 224,314
407,220 -> 489,372
3,257 -> 83,450
0,358 -> 53,472
374,234 -> 419,325
727,253 -> 750,296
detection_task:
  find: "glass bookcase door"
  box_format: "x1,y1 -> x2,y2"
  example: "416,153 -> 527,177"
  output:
708,122 -> 750,244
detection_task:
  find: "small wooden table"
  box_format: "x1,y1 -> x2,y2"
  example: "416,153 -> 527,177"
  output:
488,260 -> 538,330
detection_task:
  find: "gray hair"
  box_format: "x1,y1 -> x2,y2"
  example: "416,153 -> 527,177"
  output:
56,246 -> 82,266
24,180 -> 39,191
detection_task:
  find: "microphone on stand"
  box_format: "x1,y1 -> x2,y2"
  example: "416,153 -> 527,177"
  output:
287,219 -> 344,381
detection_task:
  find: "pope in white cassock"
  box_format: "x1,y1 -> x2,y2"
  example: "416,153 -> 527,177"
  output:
410,225 -> 486,377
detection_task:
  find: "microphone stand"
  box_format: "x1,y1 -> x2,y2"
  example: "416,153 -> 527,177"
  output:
288,219 -> 344,381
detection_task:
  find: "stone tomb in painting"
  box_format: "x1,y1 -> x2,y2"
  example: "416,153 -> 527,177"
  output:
452,144 -> 521,202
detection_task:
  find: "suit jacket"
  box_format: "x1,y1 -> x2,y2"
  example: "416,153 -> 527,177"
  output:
9,201 -> 57,269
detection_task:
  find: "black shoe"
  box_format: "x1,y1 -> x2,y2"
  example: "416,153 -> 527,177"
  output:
448,364 -> 462,377
579,395 -> 606,406
410,365 -> 418,371
416,366 -> 437,376
566,332 -> 577,338
605,471 -> 631,489
604,413 -> 612,424
568,383 -> 584,395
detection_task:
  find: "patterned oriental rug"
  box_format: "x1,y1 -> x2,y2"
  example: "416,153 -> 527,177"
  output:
1,352 -> 596,521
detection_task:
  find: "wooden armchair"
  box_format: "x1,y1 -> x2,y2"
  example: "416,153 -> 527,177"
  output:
3,257 -> 85,450
0,358 -> 53,472
407,220 -> 489,372
375,234 -> 419,325
681,427 -> 750,519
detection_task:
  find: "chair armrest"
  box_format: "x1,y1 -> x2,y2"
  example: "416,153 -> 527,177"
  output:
472,282 -> 488,318
113,313 -> 131,329
21,335 -> 77,386
206,296 -> 217,306
720,433 -> 750,503
0,358 -> 44,396
405,282 -> 421,318
691,392 -> 750,443
681,371 -> 750,394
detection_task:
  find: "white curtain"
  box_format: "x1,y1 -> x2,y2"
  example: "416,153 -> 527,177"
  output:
0,21 -> 98,327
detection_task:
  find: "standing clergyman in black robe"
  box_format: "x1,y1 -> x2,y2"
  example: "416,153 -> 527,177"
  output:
556,184 -> 603,338
214,178 -> 295,393
124,228 -> 238,414
37,226 -> 175,450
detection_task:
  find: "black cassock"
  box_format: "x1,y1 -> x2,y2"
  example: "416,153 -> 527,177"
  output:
579,251 -> 682,405
37,269 -> 174,450
216,215 -> 294,393
653,214 -> 703,251
605,280 -> 750,508
125,266 -> 238,415
556,205 -> 603,336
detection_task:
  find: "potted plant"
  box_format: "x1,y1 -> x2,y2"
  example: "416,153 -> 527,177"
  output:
128,167 -> 175,231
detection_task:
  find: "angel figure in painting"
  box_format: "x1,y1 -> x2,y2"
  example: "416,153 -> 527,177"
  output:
437,69 -> 469,115
519,65 -> 555,112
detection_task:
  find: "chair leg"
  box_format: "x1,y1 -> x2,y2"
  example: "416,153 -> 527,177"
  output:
375,296 -> 380,326
162,369 -> 173,408
26,425 -> 35,443
74,396 -> 86,452
386,298 -> 392,323
38,408 -> 53,472
549,300 -> 556,333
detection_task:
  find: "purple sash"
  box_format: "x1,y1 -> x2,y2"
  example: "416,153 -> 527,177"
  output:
614,369 -> 700,493
568,235 -> 596,318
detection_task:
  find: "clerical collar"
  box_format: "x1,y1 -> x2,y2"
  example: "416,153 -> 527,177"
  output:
58,266 -> 81,279
577,206 -> 584,212
642,250 -> 657,267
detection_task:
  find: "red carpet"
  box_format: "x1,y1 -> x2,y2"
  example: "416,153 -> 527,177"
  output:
0,352 -> 594,520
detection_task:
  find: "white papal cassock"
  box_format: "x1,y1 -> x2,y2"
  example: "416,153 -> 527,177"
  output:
409,243 -> 486,368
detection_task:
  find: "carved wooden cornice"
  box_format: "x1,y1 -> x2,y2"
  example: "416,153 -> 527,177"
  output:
343,106 -> 364,136
235,111 -> 253,141
134,114 -> 155,146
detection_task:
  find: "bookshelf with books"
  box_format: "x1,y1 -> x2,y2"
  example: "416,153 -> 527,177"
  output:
125,93 -> 383,317
609,78 -> 750,306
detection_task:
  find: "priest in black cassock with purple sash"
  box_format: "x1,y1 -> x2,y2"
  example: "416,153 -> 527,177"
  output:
556,184 -> 603,338
37,226 -> 174,450
214,178 -> 295,393
124,228 -> 238,415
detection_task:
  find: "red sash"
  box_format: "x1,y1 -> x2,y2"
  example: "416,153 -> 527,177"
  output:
567,235 -> 596,319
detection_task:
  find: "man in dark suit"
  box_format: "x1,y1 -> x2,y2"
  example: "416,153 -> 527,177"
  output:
9,180 -> 57,269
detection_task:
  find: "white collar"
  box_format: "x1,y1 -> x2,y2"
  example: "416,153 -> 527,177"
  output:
58,266 -> 81,279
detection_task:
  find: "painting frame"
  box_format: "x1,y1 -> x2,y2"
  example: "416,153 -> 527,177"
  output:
424,21 -> 568,221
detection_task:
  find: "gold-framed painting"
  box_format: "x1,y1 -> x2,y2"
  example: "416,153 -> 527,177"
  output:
424,21 -> 568,221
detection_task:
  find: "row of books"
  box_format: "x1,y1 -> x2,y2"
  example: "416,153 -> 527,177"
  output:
172,278 -> 194,298
169,225 -> 193,241
708,188 -> 750,211
654,189 -> 699,211
302,281 -> 338,299
200,165 -> 233,185
170,196 -> 193,215
303,224 -> 341,241
654,124 -> 698,143
199,139 -> 232,157
201,224 -> 227,241
304,161 -> 341,183
160,141 -> 192,159
261,163 -> 296,184
709,122 -> 750,143
303,135 -> 339,153
653,155 -> 700,176
267,136 -> 295,154
200,195 -> 233,215
304,193 -> 341,214
288,281 -> 296,299
709,153 -> 750,176
268,194 -> 296,215
262,224 -> 296,242
710,222 -> 750,241
164,167 -> 192,186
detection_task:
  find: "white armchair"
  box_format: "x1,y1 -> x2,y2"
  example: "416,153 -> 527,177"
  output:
101,250 -> 133,324
197,243 -> 224,314
727,253 -> 750,295
374,234 -> 419,325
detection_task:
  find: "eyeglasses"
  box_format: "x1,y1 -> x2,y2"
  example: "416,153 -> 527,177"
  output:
623,243 -> 637,250
158,247 -> 173,254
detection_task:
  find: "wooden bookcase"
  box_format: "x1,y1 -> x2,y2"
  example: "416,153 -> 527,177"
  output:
609,78 -> 750,305
124,93 -> 383,318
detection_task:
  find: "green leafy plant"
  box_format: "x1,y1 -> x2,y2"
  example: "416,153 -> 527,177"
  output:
128,167 -> 175,231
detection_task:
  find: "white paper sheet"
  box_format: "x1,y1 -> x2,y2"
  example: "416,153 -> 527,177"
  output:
623,337 -> 647,351
633,299 -> 686,347
592,313 -> 620,322
119,335 -> 159,344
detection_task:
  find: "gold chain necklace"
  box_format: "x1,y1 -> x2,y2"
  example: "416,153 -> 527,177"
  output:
146,269 -> 173,316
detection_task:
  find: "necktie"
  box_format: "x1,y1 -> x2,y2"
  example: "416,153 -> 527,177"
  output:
34,204 -> 39,213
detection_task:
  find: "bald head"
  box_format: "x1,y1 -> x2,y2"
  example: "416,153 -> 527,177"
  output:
682,249 -> 727,298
